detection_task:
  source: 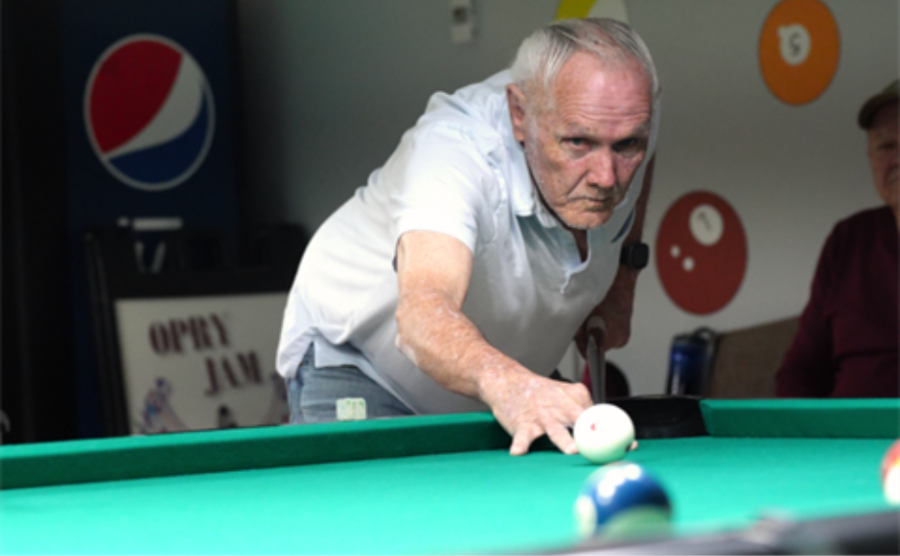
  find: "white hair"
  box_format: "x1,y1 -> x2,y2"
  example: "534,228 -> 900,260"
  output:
509,18 -> 659,103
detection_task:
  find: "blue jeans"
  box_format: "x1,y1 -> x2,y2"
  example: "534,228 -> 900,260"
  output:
287,344 -> 414,423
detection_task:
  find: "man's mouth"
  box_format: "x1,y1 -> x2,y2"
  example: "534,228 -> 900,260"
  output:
579,196 -> 616,208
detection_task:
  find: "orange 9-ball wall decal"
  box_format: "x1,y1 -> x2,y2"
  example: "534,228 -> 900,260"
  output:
759,0 -> 840,105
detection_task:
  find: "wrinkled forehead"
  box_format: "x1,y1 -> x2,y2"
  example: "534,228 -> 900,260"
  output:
527,52 -> 653,118
540,54 -> 653,118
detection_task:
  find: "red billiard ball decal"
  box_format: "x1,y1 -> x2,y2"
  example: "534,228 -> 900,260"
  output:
656,191 -> 748,315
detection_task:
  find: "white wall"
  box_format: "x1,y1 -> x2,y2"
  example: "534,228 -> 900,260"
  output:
237,0 -> 898,396
237,0 -> 560,230
618,0 -> 897,394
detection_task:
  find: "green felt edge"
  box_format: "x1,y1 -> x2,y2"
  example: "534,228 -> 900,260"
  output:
0,413 -> 510,490
700,398 -> 900,438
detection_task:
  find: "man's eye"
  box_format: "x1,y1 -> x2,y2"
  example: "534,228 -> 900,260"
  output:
614,138 -> 640,152
566,138 -> 588,147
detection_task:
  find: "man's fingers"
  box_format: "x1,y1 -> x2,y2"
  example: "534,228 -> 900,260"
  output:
503,375 -> 597,457
545,422 -> 578,455
509,423 -> 541,456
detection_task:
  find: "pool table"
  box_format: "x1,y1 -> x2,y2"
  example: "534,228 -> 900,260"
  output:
1,398 -> 898,554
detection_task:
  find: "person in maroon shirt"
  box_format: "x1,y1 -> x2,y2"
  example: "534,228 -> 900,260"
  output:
776,81 -> 899,398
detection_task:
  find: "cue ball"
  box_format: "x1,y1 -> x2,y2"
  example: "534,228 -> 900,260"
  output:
881,440 -> 900,505
573,404 -> 635,464
574,462 -> 672,539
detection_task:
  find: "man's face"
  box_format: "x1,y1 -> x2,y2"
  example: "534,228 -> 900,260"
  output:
867,102 -> 899,215
507,52 -> 652,231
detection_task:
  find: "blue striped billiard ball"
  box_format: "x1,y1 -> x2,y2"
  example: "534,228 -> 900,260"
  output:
574,462 -> 672,539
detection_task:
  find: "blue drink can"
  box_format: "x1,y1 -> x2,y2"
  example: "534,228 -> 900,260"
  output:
666,329 -> 717,395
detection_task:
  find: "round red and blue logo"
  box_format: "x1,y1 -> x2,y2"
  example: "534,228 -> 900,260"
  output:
84,35 -> 215,191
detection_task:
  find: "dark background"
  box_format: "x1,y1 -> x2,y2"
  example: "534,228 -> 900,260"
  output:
2,0 -> 251,443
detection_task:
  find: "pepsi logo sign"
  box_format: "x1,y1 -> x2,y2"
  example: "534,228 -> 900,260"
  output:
84,35 -> 215,191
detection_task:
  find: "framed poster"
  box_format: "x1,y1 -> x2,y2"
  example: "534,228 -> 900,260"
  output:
115,293 -> 288,434
85,227 -> 303,436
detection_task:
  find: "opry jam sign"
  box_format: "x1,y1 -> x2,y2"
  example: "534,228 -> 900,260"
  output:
114,293 -> 288,434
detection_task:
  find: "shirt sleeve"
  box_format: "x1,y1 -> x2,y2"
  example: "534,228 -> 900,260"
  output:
380,123 -> 500,256
774,229 -> 838,397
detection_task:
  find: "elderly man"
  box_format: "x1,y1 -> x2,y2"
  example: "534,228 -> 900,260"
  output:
776,80 -> 898,397
277,18 -> 660,455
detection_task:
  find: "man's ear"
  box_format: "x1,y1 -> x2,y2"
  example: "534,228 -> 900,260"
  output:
506,84 -> 528,143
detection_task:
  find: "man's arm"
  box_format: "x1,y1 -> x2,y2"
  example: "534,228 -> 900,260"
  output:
577,157 -> 654,355
395,230 -> 592,456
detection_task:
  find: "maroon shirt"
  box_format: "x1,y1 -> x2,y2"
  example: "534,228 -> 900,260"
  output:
776,206 -> 899,397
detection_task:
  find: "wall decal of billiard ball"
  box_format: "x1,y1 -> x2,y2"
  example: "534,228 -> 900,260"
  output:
655,191 -> 748,315
758,0 -> 840,105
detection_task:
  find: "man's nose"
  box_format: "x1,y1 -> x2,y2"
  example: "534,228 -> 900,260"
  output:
587,150 -> 616,189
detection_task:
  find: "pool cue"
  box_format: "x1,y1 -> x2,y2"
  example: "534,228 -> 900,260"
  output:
586,316 -> 606,405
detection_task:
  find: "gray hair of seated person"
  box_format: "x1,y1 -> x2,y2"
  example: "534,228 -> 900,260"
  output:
510,18 -> 660,107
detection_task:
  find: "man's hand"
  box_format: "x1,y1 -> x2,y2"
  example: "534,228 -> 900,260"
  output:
395,230 -> 592,456
478,365 -> 592,456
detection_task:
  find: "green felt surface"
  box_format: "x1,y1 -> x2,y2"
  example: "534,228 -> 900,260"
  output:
632,437 -> 894,535
4,400 -> 896,491
0,413 -> 511,489
1,435 -> 893,555
701,399 -> 900,438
